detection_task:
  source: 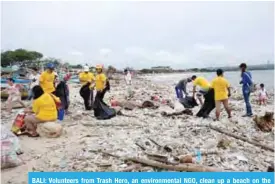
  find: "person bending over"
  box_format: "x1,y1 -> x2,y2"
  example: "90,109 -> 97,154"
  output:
211,69 -> 232,121
192,75 -> 215,118
175,78 -> 192,99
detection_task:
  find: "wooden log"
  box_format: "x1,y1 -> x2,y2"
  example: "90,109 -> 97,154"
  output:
119,164 -> 142,172
135,143 -> 146,151
125,157 -> 222,172
208,125 -> 274,152
161,109 -> 193,117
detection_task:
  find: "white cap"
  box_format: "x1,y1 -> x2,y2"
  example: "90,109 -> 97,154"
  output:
83,66 -> 89,72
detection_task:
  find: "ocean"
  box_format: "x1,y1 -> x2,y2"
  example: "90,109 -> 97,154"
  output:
148,70 -> 274,91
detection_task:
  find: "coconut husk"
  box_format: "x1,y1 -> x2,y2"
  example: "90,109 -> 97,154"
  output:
253,112 -> 274,132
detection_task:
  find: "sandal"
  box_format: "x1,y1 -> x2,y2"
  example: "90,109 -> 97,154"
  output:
28,133 -> 40,137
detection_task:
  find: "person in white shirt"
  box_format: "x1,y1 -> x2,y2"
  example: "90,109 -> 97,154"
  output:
258,83 -> 268,105
125,70 -> 132,85
28,68 -> 40,100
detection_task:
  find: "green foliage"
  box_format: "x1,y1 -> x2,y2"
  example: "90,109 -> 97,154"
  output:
1,49 -> 43,66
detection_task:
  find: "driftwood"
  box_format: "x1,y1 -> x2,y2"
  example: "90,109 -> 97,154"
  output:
145,152 -> 169,163
135,142 -> 146,151
161,109 -> 193,117
140,101 -> 159,109
209,125 -> 274,152
253,112 -> 274,132
126,157 -> 222,172
148,138 -> 162,148
82,123 -> 142,128
119,164 -> 143,172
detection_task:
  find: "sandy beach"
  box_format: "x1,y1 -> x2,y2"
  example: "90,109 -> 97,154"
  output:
1,74 -> 274,184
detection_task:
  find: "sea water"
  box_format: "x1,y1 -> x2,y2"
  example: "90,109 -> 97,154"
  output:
148,70 -> 274,91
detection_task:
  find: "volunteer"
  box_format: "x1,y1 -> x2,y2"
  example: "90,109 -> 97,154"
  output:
211,69 -> 231,121
175,78 -> 192,99
95,64 -> 109,102
24,85 -> 60,137
79,66 -> 95,110
39,63 -> 56,94
192,75 -> 215,118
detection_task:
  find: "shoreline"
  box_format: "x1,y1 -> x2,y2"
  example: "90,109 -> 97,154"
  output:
1,74 -> 274,183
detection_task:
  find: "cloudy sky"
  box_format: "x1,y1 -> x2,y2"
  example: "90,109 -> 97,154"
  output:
1,1 -> 274,69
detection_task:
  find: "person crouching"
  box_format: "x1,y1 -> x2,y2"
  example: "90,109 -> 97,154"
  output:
23,85 -> 60,137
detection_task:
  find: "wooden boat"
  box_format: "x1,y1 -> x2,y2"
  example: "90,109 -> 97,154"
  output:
1,91 -> 29,100
1,79 -> 30,100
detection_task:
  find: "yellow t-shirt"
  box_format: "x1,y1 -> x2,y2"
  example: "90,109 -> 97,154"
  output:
95,73 -> 107,91
193,77 -> 211,91
211,76 -> 230,101
32,93 -> 60,121
79,72 -> 95,88
39,71 -> 55,93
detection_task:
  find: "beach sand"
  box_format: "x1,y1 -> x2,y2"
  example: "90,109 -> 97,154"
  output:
1,74 -> 274,183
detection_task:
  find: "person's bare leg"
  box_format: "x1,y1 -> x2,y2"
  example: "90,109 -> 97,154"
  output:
18,100 -> 26,108
215,101 -> 221,121
223,99 -> 232,118
263,99 -> 267,106
24,115 -> 39,136
198,97 -> 203,105
7,100 -> 13,113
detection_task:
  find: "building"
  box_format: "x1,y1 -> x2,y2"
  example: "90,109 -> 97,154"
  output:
151,66 -> 172,70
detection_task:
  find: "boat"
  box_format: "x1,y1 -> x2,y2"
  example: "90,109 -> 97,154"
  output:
1,78 -> 31,84
1,78 -> 30,100
1,91 -> 29,100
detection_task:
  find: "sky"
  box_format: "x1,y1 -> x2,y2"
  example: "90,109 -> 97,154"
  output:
1,1 -> 274,69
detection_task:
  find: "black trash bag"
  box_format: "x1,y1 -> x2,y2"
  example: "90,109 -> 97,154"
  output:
93,98 -> 116,120
79,83 -> 90,98
105,79 -> 110,91
55,81 -> 69,110
196,88 -> 215,118
179,96 -> 198,109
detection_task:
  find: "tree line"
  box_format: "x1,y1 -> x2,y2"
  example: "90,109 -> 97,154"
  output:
1,49 -> 62,68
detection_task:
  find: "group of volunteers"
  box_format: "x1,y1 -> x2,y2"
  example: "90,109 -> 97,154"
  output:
2,63 -> 109,137
2,61 -> 269,136
78,64 -> 108,110
175,63 -> 268,121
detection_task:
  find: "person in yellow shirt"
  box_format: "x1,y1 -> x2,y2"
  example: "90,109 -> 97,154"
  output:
39,63 -> 55,94
23,85 -> 60,137
95,64 -> 109,102
211,69 -> 231,121
192,75 -> 215,118
79,66 -> 95,110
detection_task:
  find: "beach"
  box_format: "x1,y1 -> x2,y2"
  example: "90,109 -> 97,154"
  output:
1,74 -> 274,184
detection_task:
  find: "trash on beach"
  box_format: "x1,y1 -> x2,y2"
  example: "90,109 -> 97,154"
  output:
93,98 -> 116,120
253,112 -> 274,132
1,126 -> 23,169
36,122 -> 63,138
11,111 -> 26,135
178,96 -> 198,109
